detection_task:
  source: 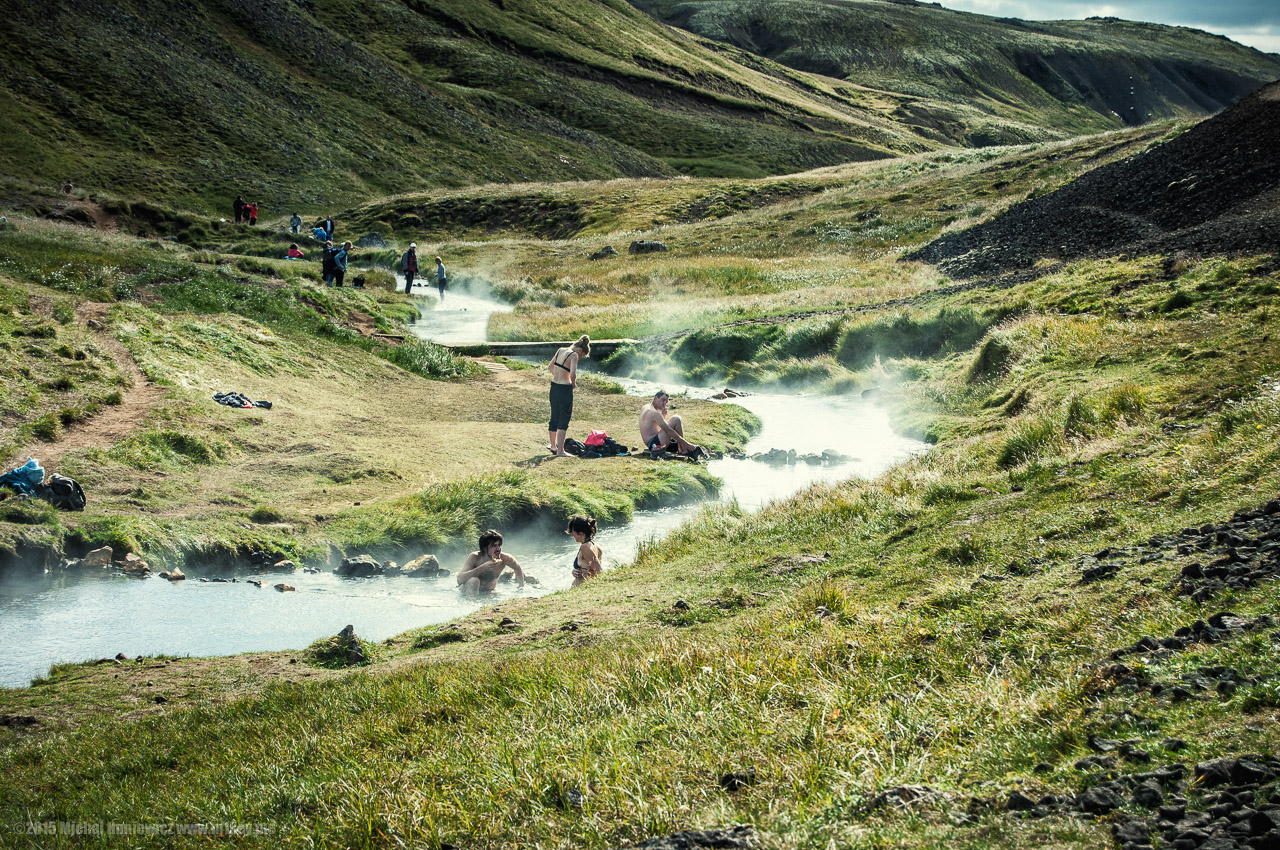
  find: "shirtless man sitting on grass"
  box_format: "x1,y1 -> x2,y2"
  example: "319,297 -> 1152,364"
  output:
457,529 -> 525,595
639,390 -> 705,458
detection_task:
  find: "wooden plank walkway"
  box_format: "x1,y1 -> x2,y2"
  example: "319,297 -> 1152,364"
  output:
439,339 -> 638,358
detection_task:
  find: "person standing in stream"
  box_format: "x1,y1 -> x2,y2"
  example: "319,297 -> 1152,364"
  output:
434,256 -> 447,300
401,243 -> 418,294
547,335 -> 590,457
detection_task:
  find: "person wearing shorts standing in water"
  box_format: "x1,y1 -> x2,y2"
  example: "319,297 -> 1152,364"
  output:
435,256 -> 447,300
547,335 -> 590,457
567,515 -> 603,586
639,390 -> 704,458
457,529 -> 525,595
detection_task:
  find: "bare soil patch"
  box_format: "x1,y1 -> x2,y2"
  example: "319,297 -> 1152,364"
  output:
12,303 -> 165,468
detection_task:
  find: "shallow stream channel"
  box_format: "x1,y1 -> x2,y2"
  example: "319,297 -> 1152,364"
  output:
0,287 -> 924,687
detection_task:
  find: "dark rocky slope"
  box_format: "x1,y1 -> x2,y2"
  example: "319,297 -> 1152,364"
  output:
906,81 -> 1280,278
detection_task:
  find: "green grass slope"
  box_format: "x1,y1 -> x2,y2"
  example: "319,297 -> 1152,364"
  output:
0,0 -> 940,215
2,164 -> 1280,849
630,0 -> 1280,144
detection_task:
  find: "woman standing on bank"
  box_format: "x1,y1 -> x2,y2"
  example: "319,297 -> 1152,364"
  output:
547,334 -> 590,457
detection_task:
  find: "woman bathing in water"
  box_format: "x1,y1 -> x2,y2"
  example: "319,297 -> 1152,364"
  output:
567,515 -> 603,586
457,529 -> 525,595
547,334 -> 590,457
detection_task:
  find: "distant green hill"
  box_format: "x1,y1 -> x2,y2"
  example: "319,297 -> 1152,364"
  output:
3,0 -> 1275,218
629,0 -> 1280,144
0,0 -> 938,214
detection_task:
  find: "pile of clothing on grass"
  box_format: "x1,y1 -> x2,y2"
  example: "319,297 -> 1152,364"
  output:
0,458 -> 86,511
213,391 -> 272,410
563,430 -> 630,459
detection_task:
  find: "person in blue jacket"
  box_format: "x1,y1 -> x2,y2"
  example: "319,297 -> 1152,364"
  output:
332,241 -> 351,286
312,225 -> 328,242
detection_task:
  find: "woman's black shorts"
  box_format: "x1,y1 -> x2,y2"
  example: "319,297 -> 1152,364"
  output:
549,382 -> 574,431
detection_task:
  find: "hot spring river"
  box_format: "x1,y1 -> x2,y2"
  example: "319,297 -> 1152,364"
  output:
0,287 -> 924,687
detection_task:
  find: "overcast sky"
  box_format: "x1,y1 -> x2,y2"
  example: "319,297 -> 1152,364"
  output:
931,0 -> 1280,53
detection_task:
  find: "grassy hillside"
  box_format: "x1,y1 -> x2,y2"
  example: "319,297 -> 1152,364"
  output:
0,0 -> 938,215
1,123 -> 1279,849
631,0 -> 1280,144
5,0 -> 1278,220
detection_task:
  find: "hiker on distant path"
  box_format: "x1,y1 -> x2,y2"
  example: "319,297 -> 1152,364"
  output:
458,529 -> 525,594
332,241 -> 351,286
435,256 -> 447,300
286,243 -> 305,259
324,215 -> 335,240
247,201 -> 259,226
568,515 -> 603,587
640,390 -> 704,458
401,243 -> 418,294
547,335 -> 590,457
289,212 -> 302,233
233,195 -> 245,223
321,241 -> 336,285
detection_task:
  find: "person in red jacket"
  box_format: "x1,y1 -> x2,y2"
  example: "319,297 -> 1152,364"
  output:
247,202 -> 259,225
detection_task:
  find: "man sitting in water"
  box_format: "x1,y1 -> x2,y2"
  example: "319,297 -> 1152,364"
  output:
457,529 -> 525,595
639,390 -> 705,458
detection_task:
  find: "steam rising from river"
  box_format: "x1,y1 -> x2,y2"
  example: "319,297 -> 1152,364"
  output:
0,289 -> 924,688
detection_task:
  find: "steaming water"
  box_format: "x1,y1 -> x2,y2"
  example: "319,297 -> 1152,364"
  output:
0,290 -> 923,688
402,278 -> 512,344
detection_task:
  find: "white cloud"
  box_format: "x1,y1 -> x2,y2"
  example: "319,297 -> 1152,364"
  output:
933,0 -> 1280,46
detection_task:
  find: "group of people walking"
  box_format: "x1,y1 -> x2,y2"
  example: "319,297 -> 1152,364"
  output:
231,196 -> 259,225
400,244 -> 447,298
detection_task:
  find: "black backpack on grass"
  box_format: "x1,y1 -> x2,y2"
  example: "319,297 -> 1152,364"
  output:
40,473 -> 86,511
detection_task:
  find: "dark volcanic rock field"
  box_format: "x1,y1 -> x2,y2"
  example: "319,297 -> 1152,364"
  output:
906,82 -> 1280,279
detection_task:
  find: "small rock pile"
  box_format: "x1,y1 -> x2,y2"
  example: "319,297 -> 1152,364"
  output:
616,825 -> 755,850
1061,499 -> 1280,602
1107,611 -> 1274,664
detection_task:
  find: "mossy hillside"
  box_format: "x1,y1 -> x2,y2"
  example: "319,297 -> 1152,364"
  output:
2,248 -> 1279,847
636,0 -> 1280,139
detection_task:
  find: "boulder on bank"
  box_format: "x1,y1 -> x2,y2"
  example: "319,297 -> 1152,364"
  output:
354,232 -> 387,248
628,240 -> 668,255
119,552 -> 151,577
82,546 -> 113,568
589,245 -> 618,260
403,554 -> 442,577
160,566 -> 186,581
336,554 -> 383,577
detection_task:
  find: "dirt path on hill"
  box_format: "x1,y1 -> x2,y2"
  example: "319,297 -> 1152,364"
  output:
13,302 -> 164,467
